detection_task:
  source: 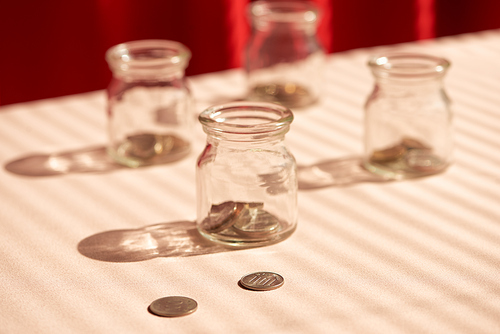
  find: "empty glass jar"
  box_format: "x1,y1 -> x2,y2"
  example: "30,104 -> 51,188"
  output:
363,53 -> 453,180
105,40 -> 192,168
196,102 -> 298,247
244,1 -> 325,109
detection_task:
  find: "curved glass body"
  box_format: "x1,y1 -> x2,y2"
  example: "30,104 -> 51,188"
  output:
196,102 -> 298,247
106,40 -> 192,168
363,53 -> 453,180
244,1 -> 325,109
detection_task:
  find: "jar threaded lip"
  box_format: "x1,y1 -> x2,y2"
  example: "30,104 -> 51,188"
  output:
368,53 -> 450,79
106,39 -> 191,75
199,102 -> 294,137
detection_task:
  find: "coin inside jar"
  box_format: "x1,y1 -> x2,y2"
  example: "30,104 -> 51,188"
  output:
149,296 -> 198,317
202,201 -> 243,233
401,136 -> 431,150
233,207 -> 280,237
370,143 -> 406,163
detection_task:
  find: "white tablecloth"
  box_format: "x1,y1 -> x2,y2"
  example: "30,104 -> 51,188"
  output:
1,30 -> 500,333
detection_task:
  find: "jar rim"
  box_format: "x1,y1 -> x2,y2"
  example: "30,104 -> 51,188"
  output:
106,39 -> 191,74
249,1 -> 319,23
368,53 -> 450,79
199,101 -> 294,136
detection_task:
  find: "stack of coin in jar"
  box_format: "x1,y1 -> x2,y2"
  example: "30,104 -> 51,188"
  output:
201,201 -> 282,239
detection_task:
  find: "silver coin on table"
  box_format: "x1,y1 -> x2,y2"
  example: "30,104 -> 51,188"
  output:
239,272 -> 284,291
149,296 -> 198,317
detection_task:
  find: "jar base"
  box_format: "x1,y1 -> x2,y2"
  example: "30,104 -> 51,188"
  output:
197,224 -> 296,248
108,133 -> 190,168
363,154 -> 449,181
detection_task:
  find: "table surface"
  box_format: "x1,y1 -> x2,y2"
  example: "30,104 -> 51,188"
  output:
1,30 -> 500,334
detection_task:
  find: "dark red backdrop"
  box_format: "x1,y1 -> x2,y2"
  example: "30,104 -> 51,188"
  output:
1,0 -> 499,105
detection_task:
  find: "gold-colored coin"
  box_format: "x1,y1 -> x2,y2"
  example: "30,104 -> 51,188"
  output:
250,83 -> 313,108
370,144 -> 406,162
401,137 -> 431,150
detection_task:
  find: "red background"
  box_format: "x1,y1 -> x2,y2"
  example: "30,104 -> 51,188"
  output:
1,0 -> 499,105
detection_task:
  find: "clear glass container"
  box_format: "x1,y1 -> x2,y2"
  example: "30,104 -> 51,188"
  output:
105,40 -> 192,168
244,1 -> 325,109
197,102 -> 298,247
363,53 -> 453,180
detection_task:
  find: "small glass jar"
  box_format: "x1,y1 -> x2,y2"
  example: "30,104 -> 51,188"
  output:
105,40 -> 192,168
196,102 -> 298,247
244,1 -> 325,109
363,53 -> 453,180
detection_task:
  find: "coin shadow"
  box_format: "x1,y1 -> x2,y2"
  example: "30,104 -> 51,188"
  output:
4,145 -> 124,177
78,220 -> 248,262
297,156 -> 388,189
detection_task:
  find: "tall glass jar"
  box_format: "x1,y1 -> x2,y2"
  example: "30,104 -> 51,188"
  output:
197,102 -> 297,247
105,40 -> 192,168
244,1 -> 325,109
363,53 -> 453,180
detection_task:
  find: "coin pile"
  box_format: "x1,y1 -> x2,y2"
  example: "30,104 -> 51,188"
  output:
201,201 -> 281,238
370,136 -> 431,163
250,83 -> 313,108
369,136 -> 447,174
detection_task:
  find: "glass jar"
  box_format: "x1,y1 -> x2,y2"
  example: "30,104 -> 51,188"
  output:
196,102 -> 298,247
244,1 -> 325,109
105,40 -> 192,168
363,53 -> 453,180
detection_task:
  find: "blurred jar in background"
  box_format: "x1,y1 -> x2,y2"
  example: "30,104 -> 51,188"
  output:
106,40 -> 192,168
363,53 -> 453,180
244,1 -> 326,109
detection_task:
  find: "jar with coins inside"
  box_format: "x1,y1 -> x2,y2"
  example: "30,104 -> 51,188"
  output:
244,0 -> 325,109
105,40 -> 192,168
363,53 -> 453,180
196,102 -> 298,247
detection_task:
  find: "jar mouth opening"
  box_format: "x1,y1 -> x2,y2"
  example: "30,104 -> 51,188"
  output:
249,1 -> 319,23
106,39 -> 191,74
199,102 -> 294,135
368,53 -> 450,79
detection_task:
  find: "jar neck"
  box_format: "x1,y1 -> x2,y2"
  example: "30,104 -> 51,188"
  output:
373,77 -> 445,96
204,129 -> 289,145
205,135 -> 288,153
256,21 -> 318,36
111,68 -> 186,82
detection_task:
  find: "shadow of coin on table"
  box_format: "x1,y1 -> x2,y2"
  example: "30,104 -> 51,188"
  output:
78,221 -> 253,262
4,146 -> 124,177
297,156 -> 388,189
